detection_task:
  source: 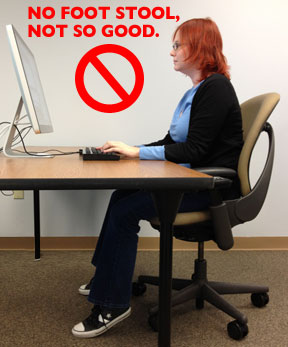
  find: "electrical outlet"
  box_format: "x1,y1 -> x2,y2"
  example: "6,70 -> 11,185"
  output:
14,190 -> 24,199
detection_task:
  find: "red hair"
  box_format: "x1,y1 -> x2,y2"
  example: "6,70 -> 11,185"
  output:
173,18 -> 230,80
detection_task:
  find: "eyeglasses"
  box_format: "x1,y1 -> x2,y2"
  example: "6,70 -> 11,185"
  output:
172,42 -> 182,51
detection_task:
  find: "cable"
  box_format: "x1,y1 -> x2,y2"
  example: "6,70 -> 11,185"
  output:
1,191 -> 14,197
14,114 -> 28,124
0,125 -> 11,149
14,149 -> 80,156
10,126 -> 32,148
11,125 -> 80,156
0,125 -> 32,153
1,119 -> 80,157
0,124 -> 10,137
11,124 -> 42,156
0,115 -> 29,146
30,149 -> 80,156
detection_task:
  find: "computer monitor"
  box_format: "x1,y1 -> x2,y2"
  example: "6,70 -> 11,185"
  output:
4,24 -> 53,157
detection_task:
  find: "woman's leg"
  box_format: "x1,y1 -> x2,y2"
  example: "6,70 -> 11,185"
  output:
73,190 -> 210,338
91,190 -> 137,267
88,190 -> 157,308
88,190 -> 210,309
79,190 -> 145,296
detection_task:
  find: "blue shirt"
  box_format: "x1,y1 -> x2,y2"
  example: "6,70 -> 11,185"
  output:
139,82 -> 203,167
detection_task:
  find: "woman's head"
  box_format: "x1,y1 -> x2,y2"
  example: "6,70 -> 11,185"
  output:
172,18 -> 230,80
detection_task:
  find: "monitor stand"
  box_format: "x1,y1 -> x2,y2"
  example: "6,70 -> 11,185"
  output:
3,97 -> 53,158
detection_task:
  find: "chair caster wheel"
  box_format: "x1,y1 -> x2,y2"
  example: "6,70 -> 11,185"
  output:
148,313 -> 159,332
251,292 -> 269,307
196,298 -> 204,309
132,282 -> 147,296
227,320 -> 248,340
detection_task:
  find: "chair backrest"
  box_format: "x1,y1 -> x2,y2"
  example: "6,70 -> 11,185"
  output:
238,93 -> 280,196
214,92 -> 280,248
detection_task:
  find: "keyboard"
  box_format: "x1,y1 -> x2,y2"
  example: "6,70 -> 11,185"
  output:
80,147 -> 120,161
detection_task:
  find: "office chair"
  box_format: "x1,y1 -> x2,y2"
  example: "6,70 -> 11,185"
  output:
132,92 -> 280,340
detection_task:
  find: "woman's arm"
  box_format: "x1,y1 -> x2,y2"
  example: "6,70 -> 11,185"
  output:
143,132 -> 175,147
98,132 -> 175,159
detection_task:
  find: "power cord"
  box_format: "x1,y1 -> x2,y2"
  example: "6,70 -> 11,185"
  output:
13,124 -> 80,156
0,117 -> 30,152
0,122 -> 80,156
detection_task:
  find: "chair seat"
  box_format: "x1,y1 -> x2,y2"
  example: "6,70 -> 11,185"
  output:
150,210 -> 213,242
150,210 -> 211,226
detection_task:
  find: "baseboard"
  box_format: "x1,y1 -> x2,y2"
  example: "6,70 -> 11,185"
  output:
0,236 -> 288,251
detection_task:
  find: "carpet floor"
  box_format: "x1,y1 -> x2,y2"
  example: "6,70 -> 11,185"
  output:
0,250 -> 287,347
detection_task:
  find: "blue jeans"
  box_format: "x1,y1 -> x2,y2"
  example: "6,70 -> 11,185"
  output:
88,189 -> 210,309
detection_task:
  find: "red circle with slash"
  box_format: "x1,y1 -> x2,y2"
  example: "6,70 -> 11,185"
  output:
75,44 -> 144,113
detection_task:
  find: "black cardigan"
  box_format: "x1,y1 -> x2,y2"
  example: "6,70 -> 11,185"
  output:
145,73 -> 243,172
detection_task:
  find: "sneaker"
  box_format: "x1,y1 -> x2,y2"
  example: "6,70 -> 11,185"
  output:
78,277 -> 94,296
72,306 -> 131,338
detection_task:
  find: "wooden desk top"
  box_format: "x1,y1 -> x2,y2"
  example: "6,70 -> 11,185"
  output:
0,147 -> 214,191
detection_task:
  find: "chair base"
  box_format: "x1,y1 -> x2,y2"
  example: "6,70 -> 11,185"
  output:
137,257 -> 269,326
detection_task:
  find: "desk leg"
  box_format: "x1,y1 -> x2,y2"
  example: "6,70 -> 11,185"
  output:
33,190 -> 40,260
151,191 -> 183,347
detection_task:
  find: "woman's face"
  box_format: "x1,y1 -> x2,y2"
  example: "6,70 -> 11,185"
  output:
170,31 -> 195,75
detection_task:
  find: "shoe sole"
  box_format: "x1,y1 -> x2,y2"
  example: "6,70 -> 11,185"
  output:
78,288 -> 90,296
72,307 -> 131,338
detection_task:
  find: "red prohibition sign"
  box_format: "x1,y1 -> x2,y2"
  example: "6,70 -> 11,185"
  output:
75,44 -> 144,113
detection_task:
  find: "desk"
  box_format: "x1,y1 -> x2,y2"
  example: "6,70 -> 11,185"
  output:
0,147 -> 215,347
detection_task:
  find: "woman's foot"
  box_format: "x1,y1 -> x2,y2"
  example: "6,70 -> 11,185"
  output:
72,306 -> 131,338
78,277 -> 94,296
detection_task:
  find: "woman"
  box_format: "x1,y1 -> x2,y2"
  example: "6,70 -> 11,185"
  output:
72,18 -> 243,338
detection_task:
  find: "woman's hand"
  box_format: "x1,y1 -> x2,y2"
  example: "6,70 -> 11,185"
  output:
97,141 -> 140,158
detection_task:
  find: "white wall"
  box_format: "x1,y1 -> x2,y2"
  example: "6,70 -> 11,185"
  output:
0,0 -> 287,238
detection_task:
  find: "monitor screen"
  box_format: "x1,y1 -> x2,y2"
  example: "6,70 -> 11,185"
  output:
6,24 -> 53,134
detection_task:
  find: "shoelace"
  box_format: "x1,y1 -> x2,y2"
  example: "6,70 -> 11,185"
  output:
98,311 -> 111,329
86,306 -> 112,331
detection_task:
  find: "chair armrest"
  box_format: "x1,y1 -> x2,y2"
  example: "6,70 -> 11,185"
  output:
194,167 -> 237,178
194,167 -> 235,191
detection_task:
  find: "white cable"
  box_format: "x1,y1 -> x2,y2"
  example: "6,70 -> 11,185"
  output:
16,114 -> 28,123
1,191 -> 14,197
11,126 -> 32,148
0,125 -> 10,140
0,115 -> 31,153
